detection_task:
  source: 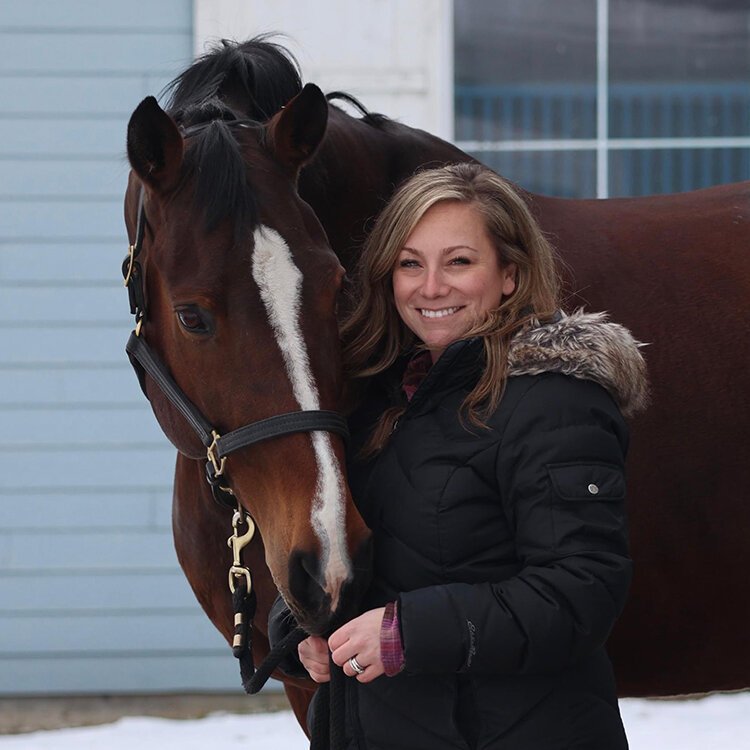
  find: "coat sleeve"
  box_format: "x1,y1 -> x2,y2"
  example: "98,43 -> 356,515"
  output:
398,374 -> 633,675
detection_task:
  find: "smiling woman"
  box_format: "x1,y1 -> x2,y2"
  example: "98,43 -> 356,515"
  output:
279,163 -> 649,750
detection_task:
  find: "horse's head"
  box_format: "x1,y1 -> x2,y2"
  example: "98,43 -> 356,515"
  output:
124,84 -> 371,634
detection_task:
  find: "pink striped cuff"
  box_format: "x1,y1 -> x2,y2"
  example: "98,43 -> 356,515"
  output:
380,600 -> 405,676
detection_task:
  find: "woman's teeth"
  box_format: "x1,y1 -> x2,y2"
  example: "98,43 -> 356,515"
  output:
420,307 -> 460,319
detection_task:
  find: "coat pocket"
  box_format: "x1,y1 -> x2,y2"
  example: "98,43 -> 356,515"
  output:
545,463 -> 628,555
546,462 -> 625,501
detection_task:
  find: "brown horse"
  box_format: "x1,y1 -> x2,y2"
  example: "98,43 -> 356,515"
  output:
124,38 -> 749,732
123,82 -> 373,643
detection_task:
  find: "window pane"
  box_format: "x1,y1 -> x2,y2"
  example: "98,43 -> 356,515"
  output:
455,0 -> 597,141
609,147 -> 750,197
472,150 -> 597,198
609,0 -> 750,138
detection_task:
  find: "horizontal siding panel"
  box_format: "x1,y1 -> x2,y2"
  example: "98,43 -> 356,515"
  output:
0,159 -> 129,199
0,199 -> 123,239
0,571 -> 196,611
0,326 -> 139,363
0,243 -> 125,283
0,528 -> 177,571
0,485 -> 178,530
0,0 -> 192,32
0,490 -> 168,530
1,286 -> 130,323
0,366 -> 141,405
0,653 -> 242,695
0,447 -> 176,489
0,118 -> 126,158
3,406 -> 170,445
0,32 -> 191,75
0,611 -> 226,654
0,76 -> 157,116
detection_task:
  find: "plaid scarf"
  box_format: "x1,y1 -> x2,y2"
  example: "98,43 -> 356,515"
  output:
402,350 -> 432,401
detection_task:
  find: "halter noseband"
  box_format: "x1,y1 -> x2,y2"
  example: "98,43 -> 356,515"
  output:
122,189 -> 349,509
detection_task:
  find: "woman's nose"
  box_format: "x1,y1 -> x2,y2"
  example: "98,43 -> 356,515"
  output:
420,266 -> 448,298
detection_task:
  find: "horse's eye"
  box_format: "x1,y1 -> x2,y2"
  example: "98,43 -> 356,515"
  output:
176,306 -> 211,334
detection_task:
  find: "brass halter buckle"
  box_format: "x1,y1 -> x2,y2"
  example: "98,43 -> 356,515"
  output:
207,430 -> 227,477
227,509 -> 256,594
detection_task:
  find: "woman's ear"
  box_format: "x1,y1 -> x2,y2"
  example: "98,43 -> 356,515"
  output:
501,263 -> 517,297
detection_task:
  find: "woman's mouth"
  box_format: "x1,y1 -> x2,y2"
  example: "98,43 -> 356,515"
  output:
419,306 -> 462,319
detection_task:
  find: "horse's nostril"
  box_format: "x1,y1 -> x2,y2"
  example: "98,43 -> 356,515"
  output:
300,552 -> 321,584
288,550 -> 326,613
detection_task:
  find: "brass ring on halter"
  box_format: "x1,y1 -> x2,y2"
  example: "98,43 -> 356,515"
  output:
123,244 -> 136,287
348,656 -> 365,675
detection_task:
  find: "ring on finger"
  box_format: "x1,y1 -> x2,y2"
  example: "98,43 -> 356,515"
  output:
348,656 -> 365,675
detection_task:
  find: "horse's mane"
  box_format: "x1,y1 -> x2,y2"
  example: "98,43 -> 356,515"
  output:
326,91 -> 390,129
164,35 -> 303,124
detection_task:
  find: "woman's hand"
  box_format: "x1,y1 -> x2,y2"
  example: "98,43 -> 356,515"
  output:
298,635 -> 331,683
329,607 -> 386,683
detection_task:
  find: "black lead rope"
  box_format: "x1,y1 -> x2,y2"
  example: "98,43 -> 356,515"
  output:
328,656 -> 348,750
243,625 -> 347,750
309,658 -> 347,750
231,577 -> 258,692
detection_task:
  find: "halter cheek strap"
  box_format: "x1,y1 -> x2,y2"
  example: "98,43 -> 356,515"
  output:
123,190 -> 147,336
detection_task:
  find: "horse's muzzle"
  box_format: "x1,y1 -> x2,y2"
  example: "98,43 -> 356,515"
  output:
288,534 -> 373,635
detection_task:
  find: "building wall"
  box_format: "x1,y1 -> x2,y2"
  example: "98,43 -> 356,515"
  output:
0,0 -> 241,694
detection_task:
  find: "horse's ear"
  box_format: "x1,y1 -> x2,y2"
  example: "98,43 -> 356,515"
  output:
266,83 -> 328,175
127,96 -> 184,193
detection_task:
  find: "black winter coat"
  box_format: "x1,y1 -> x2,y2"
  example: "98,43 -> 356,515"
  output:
276,311 -> 649,750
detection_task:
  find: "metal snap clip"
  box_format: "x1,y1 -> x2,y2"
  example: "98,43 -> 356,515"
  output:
587,483 -> 599,495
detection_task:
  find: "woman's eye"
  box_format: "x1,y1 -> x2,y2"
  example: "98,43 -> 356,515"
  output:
449,256 -> 471,266
398,259 -> 420,268
176,307 -> 210,334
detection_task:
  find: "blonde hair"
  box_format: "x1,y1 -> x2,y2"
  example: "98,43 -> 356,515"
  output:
341,163 -> 561,454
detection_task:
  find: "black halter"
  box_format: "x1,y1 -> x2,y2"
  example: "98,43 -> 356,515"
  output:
122,189 -> 349,509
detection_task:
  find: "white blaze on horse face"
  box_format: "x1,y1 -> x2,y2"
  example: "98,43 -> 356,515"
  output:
251,226 -> 351,611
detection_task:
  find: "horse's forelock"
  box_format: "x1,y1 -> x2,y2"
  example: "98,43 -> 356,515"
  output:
181,120 -> 258,240
159,36 -> 307,242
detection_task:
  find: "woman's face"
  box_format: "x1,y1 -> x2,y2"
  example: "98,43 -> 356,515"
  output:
392,201 -> 516,361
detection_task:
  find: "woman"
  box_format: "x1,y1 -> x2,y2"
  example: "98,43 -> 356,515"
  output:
279,163 -> 648,749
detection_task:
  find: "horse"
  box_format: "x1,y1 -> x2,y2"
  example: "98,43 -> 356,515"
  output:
123,37 -> 749,733
122,72 -> 375,713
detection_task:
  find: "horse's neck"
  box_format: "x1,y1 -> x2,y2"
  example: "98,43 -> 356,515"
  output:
300,107 -> 470,271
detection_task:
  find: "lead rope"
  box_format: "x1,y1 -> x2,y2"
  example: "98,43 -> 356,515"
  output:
226,506 -> 347,748
243,627 -> 347,750
231,576 -> 257,691
328,655 -> 347,750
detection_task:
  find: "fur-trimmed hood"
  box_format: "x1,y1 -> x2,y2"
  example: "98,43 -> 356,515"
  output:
508,310 -> 650,418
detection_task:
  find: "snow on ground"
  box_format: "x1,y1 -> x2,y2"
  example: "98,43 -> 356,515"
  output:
0,693 -> 748,749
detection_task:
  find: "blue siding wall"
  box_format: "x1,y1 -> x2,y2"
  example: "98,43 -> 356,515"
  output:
0,0 -> 242,694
